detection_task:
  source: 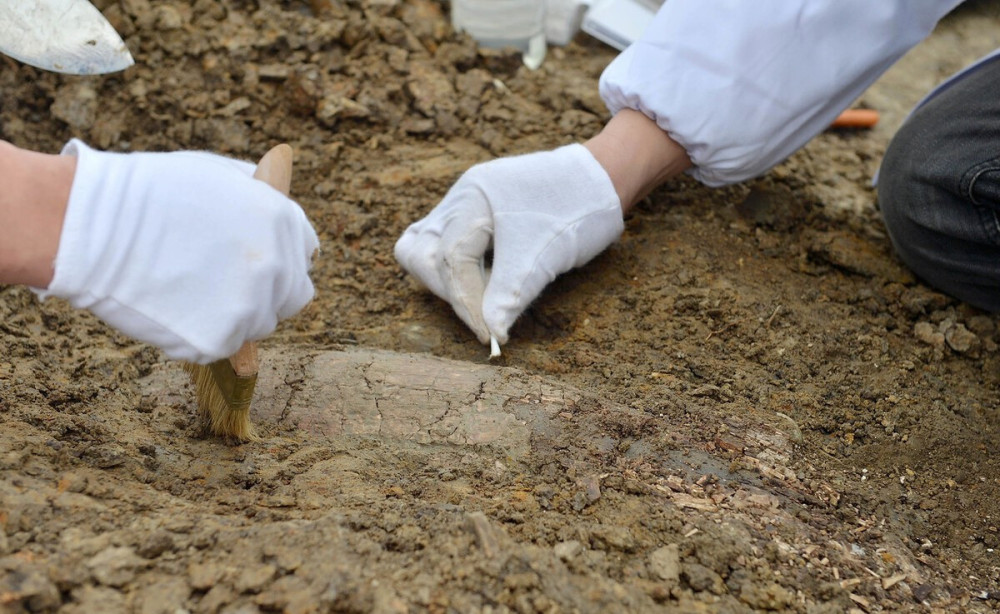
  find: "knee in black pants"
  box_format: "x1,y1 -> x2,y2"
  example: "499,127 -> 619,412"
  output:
877,57 -> 1000,313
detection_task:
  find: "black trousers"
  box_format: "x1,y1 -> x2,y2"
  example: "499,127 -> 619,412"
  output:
878,54 -> 1000,312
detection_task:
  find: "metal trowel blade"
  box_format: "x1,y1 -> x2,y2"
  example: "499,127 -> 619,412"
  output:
0,0 -> 134,75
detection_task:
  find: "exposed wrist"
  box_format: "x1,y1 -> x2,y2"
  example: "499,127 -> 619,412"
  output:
583,109 -> 692,213
0,141 -> 76,288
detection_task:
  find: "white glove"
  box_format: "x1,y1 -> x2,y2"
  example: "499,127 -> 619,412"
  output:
32,139 -> 319,364
395,143 -> 623,346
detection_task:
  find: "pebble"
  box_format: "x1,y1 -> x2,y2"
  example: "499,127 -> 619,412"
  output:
648,544 -> 680,583
136,530 -> 176,559
913,322 -> 944,347
945,323 -> 979,354
153,5 -> 184,30
682,562 -> 726,594
591,526 -> 636,552
87,545 -> 145,587
912,583 -> 934,602
316,95 -> 371,126
50,84 -> 97,130
188,560 -> 226,590
554,540 -> 583,561
578,475 -> 602,504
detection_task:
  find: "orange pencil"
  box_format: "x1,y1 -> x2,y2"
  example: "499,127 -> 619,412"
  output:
830,108 -> 879,129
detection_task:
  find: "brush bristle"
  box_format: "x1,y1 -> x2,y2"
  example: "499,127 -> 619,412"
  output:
183,362 -> 258,441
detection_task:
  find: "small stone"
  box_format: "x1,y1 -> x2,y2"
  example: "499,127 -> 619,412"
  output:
682,562 -> 726,594
945,323 -> 979,354
57,472 -> 88,493
648,544 -> 681,583
136,530 -> 175,559
554,540 -> 583,562
188,560 -> 226,590
578,475 -> 602,504
914,322 -> 944,347
316,96 -> 370,126
87,546 -> 145,587
590,526 -> 636,552
406,61 -> 456,117
258,64 -> 291,80
51,84 -> 97,130
912,583 -> 934,602
154,5 -> 184,29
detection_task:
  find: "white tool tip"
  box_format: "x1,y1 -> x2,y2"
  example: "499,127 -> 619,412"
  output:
489,336 -> 501,359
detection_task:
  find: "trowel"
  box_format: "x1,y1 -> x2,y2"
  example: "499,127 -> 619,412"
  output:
0,0 -> 133,75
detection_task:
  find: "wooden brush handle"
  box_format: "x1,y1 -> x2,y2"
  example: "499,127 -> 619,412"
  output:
229,144 -> 294,377
831,108 -> 879,129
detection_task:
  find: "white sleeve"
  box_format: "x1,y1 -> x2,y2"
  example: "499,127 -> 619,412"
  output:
599,0 -> 964,186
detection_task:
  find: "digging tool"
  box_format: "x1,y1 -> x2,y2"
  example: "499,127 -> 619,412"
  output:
184,144 -> 294,442
0,0 -> 133,75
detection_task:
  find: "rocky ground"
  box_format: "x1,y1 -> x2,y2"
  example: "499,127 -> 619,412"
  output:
3,1 -> 1000,612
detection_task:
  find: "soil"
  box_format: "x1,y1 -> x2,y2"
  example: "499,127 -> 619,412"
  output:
3,1 -> 1000,612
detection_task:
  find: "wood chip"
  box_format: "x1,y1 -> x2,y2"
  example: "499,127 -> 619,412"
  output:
881,573 -> 907,590
466,512 -> 499,558
670,492 -> 718,512
849,593 -> 871,611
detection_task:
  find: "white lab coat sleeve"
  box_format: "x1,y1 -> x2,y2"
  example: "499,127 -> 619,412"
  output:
599,0 -> 964,187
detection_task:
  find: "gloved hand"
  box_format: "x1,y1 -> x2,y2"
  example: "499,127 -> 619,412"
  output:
32,139 -> 319,364
395,143 -> 623,346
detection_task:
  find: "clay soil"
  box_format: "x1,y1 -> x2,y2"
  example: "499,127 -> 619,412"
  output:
4,1 -> 1000,612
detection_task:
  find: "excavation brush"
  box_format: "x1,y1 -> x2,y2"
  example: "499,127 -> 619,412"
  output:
184,144 -> 294,441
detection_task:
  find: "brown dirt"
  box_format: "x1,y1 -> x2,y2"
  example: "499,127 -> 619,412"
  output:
3,1 -> 1000,612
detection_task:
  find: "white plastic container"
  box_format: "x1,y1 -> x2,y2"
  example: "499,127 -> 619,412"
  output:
544,0 -> 590,47
451,0 -> 547,69
582,0 -> 664,50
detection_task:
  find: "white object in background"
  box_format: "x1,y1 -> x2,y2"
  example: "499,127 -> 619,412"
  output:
0,0 -> 134,74
451,0 -> 547,70
544,0 -> 590,46
581,0 -> 662,51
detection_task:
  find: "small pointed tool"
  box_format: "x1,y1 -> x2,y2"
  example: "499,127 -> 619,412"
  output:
0,0 -> 134,75
184,144 -> 294,441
